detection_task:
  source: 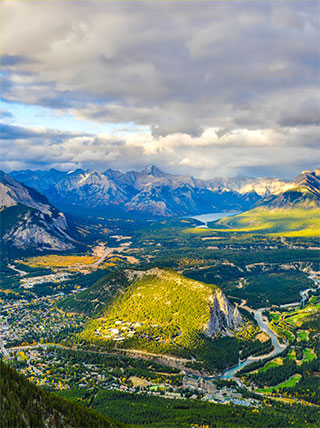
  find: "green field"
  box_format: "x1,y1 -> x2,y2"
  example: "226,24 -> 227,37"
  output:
303,348 -> 316,363
269,301 -> 320,343
259,359 -> 282,373
256,374 -> 302,393
287,349 -> 296,360
297,330 -> 308,341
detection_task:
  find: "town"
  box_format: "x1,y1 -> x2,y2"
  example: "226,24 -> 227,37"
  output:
0,293 -> 259,408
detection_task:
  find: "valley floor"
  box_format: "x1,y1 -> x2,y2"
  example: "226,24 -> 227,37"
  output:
1,216 -> 320,426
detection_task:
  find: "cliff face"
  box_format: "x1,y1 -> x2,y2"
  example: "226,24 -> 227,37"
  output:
3,209 -> 74,251
0,170 -> 75,251
205,290 -> 242,337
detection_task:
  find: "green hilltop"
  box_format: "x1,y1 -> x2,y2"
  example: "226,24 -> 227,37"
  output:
78,268 -> 245,371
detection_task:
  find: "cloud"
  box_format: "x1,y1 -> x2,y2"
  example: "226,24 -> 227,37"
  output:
0,109 -> 13,120
1,123 -> 319,179
1,54 -> 36,67
0,0 -> 319,178
279,97 -> 320,127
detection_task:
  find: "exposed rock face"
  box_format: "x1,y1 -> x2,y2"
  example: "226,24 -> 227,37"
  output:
3,210 -> 74,251
205,290 -> 243,337
0,170 -> 75,251
11,166 -> 318,216
51,170 -> 130,208
0,170 -> 52,214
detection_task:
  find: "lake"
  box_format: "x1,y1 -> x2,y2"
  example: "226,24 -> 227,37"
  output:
188,211 -> 241,228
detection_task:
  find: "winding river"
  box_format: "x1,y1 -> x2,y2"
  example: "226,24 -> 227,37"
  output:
187,212 -> 320,380
220,274 -> 319,380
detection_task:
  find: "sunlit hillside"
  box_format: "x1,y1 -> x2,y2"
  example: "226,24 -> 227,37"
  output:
79,268 -> 248,371
211,208 -> 320,237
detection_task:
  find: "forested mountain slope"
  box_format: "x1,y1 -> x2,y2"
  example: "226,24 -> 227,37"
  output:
0,360 -> 126,428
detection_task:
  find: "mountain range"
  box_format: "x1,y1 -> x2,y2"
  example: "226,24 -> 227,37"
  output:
10,165 -> 291,216
0,171 -> 75,252
2,167 -> 319,252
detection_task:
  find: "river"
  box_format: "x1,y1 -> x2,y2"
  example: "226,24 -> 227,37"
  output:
188,211 -> 241,228
220,274 -> 319,379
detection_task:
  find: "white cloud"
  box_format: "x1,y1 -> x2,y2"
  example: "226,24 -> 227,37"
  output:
1,123 -> 319,179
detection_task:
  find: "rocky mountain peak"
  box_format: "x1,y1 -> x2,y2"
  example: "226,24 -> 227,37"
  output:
142,165 -> 167,177
8,166 -> 318,216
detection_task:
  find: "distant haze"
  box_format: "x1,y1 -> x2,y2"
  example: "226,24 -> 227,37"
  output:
0,1 -> 319,178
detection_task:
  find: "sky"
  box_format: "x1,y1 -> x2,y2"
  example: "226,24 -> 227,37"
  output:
0,0 -> 319,179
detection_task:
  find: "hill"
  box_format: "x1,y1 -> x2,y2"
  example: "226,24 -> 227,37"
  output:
0,359 -> 126,428
0,171 -> 75,252
212,207 -> 320,237
59,269 -> 140,316
74,268 -> 244,371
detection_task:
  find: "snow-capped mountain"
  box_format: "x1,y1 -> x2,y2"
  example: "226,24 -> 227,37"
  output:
10,166 -> 290,216
50,169 -> 130,209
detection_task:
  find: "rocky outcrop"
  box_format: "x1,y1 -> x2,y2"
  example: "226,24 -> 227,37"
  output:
204,290 -> 243,337
3,210 -> 74,251
0,170 -> 75,251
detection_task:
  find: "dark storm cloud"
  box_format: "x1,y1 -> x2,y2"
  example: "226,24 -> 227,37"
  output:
0,123 -> 91,141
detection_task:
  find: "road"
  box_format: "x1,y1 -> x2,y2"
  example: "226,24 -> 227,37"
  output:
0,337 -> 10,358
89,248 -> 115,267
8,264 -> 27,276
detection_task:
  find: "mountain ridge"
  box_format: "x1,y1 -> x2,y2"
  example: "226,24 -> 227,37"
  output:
256,168 -> 320,209
10,165 -> 290,216
212,168 -> 320,237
